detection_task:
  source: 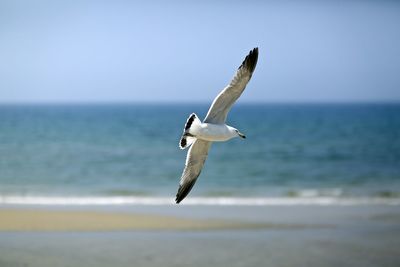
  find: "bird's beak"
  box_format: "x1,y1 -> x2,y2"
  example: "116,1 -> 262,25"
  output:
238,132 -> 246,139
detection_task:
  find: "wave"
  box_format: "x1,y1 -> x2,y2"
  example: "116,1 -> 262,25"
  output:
285,188 -> 344,197
1,195 -> 400,206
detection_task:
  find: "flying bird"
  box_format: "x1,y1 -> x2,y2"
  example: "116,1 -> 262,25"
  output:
175,48 -> 259,204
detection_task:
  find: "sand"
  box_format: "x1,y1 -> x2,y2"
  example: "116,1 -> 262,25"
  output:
0,205 -> 399,267
0,209 -> 275,231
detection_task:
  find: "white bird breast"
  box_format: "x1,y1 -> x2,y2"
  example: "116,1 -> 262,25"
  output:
190,123 -> 236,142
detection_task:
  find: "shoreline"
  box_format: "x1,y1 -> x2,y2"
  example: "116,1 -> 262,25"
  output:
1,196 -> 399,206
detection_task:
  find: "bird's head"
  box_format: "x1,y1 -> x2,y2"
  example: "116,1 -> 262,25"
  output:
234,129 -> 246,139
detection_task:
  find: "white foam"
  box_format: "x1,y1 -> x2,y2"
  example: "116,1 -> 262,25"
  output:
0,195 -> 399,206
295,188 -> 343,197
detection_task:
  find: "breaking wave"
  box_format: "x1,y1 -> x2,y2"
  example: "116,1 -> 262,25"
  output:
1,195 -> 399,206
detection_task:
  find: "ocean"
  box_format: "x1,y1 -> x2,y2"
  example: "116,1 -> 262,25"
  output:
0,103 -> 399,205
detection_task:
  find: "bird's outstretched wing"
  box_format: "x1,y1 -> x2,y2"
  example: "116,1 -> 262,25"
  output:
204,47 -> 259,124
176,140 -> 212,203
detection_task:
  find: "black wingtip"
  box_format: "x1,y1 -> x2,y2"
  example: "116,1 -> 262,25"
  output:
185,114 -> 196,131
179,137 -> 187,149
175,196 -> 183,204
239,47 -> 259,73
175,180 -> 197,204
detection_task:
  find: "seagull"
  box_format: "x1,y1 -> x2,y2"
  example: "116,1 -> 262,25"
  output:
175,47 -> 259,204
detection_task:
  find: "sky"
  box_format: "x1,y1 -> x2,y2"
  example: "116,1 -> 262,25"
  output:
0,0 -> 400,103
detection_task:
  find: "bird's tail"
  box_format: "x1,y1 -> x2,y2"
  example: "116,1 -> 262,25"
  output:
179,113 -> 201,149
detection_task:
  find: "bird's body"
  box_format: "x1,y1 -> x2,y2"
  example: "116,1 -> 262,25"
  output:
175,48 -> 259,203
187,122 -> 239,142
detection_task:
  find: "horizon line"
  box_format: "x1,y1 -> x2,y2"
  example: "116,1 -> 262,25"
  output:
0,100 -> 400,106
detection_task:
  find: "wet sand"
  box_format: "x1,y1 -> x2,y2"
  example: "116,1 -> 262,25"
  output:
0,205 -> 399,267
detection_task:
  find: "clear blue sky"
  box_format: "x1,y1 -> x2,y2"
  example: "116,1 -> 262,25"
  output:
1,0 -> 400,103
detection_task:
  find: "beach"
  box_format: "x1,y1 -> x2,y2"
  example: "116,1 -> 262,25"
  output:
0,204 -> 399,267
0,208 -> 272,231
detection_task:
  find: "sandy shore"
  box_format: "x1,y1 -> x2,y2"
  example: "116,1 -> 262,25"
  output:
0,208 -> 286,231
0,205 -> 399,267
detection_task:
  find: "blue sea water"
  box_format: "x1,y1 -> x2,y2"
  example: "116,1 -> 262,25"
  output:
0,103 -> 399,204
